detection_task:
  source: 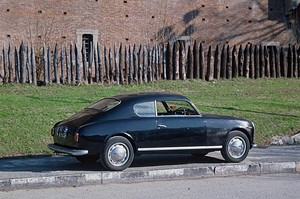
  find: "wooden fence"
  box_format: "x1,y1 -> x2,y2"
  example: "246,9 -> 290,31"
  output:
0,41 -> 299,85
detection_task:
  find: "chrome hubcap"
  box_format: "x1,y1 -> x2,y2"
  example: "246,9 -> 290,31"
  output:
107,143 -> 129,167
228,136 -> 246,159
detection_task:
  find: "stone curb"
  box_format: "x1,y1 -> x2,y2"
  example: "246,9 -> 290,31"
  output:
1,161 -> 299,191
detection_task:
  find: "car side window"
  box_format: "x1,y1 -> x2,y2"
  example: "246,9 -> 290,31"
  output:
134,101 -> 156,117
156,100 -> 198,116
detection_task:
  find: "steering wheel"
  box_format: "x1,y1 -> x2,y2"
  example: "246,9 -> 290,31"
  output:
174,107 -> 186,115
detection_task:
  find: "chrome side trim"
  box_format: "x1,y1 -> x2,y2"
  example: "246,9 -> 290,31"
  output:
48,144 -> 88,156
137,145 -> 222,152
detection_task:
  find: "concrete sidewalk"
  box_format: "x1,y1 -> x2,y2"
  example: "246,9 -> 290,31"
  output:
0,146 -> 300,191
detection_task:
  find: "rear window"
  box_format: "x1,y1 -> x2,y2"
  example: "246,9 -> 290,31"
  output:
87,98 -> 120,112
134,101 -> 156,117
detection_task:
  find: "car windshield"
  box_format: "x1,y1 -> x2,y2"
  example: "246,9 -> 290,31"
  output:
86,98 -> 120,112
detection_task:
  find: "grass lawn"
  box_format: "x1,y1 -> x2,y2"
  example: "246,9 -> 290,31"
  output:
0,78 -> 300,157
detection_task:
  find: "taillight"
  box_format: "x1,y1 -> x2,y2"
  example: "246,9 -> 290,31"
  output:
74,133 -> 79,142
51,128 -> 55,136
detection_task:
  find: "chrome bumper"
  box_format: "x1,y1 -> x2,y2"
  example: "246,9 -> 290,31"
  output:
48,144 -> 88,156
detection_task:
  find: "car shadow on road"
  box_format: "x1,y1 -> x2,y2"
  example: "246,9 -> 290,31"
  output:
130,154 -> 225,168
0,154 -> 225,173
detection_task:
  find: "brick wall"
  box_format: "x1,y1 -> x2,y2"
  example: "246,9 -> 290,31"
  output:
0,0 -> 296,48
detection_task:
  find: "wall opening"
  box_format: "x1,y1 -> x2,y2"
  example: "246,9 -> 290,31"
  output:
82,34 -> 93,63
76,29 -> 98,66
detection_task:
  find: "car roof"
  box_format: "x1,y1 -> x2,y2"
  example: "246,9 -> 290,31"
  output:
107,92 -> 189,102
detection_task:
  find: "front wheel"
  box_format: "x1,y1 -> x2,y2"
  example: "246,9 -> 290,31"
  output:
221,131 -> 250,163
102,136 -> 134,171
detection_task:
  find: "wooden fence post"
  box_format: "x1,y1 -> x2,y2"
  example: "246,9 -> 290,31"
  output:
132,44 -> 138,83
166,42 -> 172,80
14,47 -> 19,83
154,44 -> 159,81
108,47 -> 114,83
249,44 -> 254,78
93,44 -> 98,83
179,41 -> 186,80
254,45 -> 259,79
226,45 -> 232,79
88,41 -> 93,84
244,44 -> 249,78
65,47 -> 70,84
269,46 -> 275,78
8,44 -> 13,83
70,44 -> 75,85
2,48 -> 5,82
193,41 -> 199,79
156,45 -> 160,81
143,45 -> 147,83
2,45 -> 7,83
238,45 -> 243,77
7,44 -> 12,83
162,44 -> 167,80
173,42 -> 179,80
287,45 -> 292,78
75,43 -> 81,84
20,42 -> 26,83
43,44 -> 48,84
259,44 -> 265,78
221,44 -> 226,79
264,46 -> 270,78
53,44 -> 60,84
97,42 -> 103,83
187,44 -> 193,79
103,46 -> 108,83
82,43 -> 87,82
114,44 -> 120,85
152,45 -> 157,81
232,45 -> 238,79
47,45 -> 52,84
199,43 -> 205,80
293,45 -> 298,78
298,47 -> 300,78
26,43 -> 32,84
274,46 -> 280,78
214,45 -> 220,80
123,44 -> 133,84
127,45 -> 131,84
280,47 -> 286,78
60,47 -> 64,84
124,45 -> 128,84
207,46 -> 213,81
138,44 -> 143,84
147,44 -> 152,82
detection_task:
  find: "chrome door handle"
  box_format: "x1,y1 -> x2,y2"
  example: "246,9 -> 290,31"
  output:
157,124 -> 167,128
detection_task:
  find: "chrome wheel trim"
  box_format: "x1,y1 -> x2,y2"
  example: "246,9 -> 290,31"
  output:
107,142 -> 130,167
228,136 -> 246,159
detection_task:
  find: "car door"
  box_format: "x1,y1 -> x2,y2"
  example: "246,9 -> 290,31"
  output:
154,100 -> 207,148
131,101 -> 159,149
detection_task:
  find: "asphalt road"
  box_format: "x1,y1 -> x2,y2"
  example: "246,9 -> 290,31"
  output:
1,173 -> 300,199
0,146 -> 299,191
1,146 -> 300,179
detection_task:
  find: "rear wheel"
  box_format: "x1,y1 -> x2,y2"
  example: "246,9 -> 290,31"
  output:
221,131 -> 250,163
102,136 -> 134,171
75,154 -> 99,164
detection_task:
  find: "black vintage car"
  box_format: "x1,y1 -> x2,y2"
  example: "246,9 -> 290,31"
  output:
48,92 -> 255,171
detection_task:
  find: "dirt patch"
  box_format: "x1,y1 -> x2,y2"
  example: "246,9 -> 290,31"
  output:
281,88 -> 300,93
